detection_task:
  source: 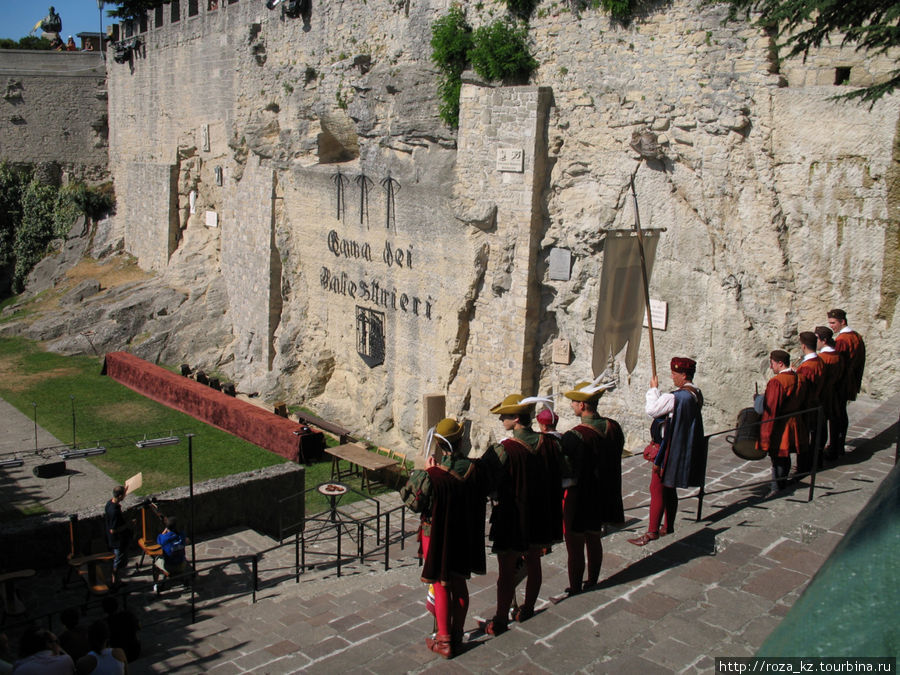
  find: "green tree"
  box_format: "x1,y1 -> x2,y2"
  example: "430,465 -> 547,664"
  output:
0,37 -> 52,50
0,165 -> 28,285
720,0 -> 900,103
13,180 -> 61,291
468,20 -> 538,84
431,6 -> 473,127
105,0 -> 169,21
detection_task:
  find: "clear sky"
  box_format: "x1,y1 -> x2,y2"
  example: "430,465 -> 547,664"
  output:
0,1 -> 113,42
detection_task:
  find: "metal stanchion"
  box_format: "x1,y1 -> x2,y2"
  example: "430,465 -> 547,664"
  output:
400,508 -> 406,550
384,512 -> 390,571
695,484 -> 706,522
808,406 -> 824,502
252,555 -> 259,603
336,523 -> 342,577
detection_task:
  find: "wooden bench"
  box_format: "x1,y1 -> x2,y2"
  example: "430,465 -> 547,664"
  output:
296,412 -> 354,445
325,442 -> 398,492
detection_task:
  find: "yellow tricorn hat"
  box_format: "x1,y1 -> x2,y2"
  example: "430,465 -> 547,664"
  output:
434,417 -> 463,442
489,394 -> 535,415
564,376 -> 617,403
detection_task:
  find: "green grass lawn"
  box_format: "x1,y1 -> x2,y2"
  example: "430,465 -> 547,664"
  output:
0,337 -> 399,514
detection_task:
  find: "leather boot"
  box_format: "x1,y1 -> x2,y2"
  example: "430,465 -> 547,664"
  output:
425,633 -> 452,659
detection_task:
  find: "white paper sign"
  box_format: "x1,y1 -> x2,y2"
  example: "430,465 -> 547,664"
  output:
643,298 -> 668,330
205,210 -> 218,228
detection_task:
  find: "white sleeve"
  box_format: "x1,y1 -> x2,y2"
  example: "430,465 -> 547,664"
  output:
645,388 -> 675,418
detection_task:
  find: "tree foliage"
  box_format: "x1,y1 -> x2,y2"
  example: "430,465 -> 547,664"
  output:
0,165 -> 27,279
720,0 -> 900,103
431,6 -> 473,127
0,37 -> 52,50
105,0 -> 169,21
431,7 -> 538,127
468,21 -> 538,84
0,164 -> 115,295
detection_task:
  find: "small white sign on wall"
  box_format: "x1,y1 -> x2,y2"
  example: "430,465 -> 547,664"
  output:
496,148 -> 524,173
201,124 -> 210,152
205,210 -> 218,228
643,298 -> 668,330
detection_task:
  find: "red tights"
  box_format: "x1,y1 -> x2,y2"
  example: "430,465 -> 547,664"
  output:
422,533 -> 469,638
562,488 -> 603,591
648,470 -> 677,535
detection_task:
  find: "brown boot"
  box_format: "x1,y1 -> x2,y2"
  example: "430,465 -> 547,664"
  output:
425,634 -> 452,659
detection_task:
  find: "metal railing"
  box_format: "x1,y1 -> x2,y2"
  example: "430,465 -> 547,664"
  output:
692,405 -> 826,521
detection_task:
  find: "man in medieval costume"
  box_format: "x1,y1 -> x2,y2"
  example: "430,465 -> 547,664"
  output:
827,309 -> 866,458
814,325 -> 844,458
796,331 -> 825,473
758,350 -> 806,496
560,379 -> 624,587
400,418 -> 486,659
629,358 -> 705,546
481,394 -> 563,635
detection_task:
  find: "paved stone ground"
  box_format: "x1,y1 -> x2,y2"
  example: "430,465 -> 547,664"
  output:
0,397 -> 117,518
4,394 -> 898,673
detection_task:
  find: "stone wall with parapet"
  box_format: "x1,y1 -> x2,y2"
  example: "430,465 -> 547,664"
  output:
104,0 -> 899,451
0,462 -> 304,570
0,50 -> 108,179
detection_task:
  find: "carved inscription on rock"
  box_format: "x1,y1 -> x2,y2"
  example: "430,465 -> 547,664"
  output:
320,229 -> 433,320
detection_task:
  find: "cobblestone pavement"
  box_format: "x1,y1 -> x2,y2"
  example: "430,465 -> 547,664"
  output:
5,394 -> 898,673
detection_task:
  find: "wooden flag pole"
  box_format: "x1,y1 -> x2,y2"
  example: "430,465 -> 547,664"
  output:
630,174 -> 657,379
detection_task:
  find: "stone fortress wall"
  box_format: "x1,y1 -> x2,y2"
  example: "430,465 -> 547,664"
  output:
104,0 -> 898,453
0,50 -> 108,179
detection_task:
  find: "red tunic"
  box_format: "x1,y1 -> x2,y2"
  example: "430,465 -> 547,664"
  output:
758,370 -> 806,458
834,330 -> 866,400
817,350 -> 843,408
796,355 -> 825,408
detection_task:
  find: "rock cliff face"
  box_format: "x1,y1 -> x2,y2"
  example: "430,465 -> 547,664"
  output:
10,0 -> 897,453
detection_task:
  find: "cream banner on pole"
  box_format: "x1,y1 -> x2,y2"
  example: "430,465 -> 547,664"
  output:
592,231 -> 660,375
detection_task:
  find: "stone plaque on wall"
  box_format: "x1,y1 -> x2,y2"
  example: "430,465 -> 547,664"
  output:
549,248 -> 571,281
642,298 -> 668,330
205,210 -> 218,228
201,124 -> 210,152
496,148 -> 524,173
552,338 -> 571,364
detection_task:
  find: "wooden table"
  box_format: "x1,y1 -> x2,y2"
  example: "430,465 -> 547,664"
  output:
68,552 -> 114,596
325,443 -> 398,492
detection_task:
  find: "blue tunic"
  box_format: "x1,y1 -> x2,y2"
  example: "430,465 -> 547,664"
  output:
654,387 -> 706,488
